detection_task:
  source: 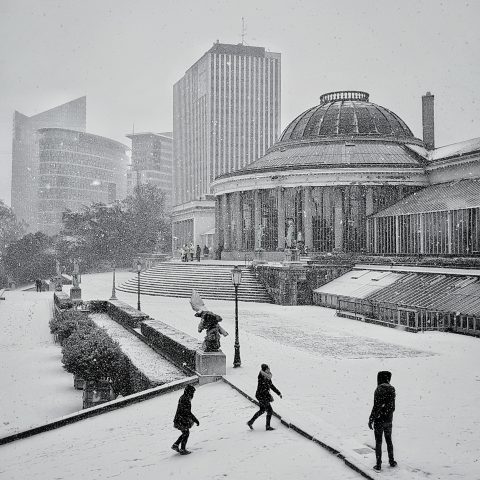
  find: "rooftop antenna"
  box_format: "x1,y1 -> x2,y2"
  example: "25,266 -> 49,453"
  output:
241,17 -> 247,45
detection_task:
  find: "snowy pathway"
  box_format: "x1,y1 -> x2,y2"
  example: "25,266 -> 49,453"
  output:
77,272 -> 480,480
0,291 -> 82,436
0,382 -> 361,480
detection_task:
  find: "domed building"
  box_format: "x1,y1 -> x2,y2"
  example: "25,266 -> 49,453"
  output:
211,90 -> 430,259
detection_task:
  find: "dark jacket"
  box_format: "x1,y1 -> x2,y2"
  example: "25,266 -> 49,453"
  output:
173,393 -> 198,430
255,370 -> 281,404
369,371 -> 395,424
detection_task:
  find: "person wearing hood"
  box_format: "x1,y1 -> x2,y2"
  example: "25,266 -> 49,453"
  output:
368,370 -> 397,471
172,384 -> 199,455
247,364 -> 282,431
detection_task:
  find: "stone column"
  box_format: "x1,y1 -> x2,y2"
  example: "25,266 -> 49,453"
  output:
395,216 -> 400,254
277,187 -> 285,250
234,192 -> 242,251
254,190 -> 262,250
303,186 -> 313,251
214,195 -> 223,249
223,195 -> 231,251
334,188 -> 344,251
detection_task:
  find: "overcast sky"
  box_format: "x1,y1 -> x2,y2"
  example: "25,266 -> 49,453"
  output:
1,0 -> 479,205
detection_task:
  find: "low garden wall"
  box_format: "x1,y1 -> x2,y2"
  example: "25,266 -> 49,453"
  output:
53,291 -> 74,310
90,299 -> 149,328
141,318 -> 202,372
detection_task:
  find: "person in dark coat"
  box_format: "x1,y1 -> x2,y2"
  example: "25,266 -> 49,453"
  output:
196,245 -> 201,262
172,385 -> 199,455
247,364 -> 282,431
368,370 -> 397,471
35,278 -> 41,292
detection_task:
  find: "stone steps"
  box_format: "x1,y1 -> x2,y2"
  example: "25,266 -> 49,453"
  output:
117,263 -> 272,303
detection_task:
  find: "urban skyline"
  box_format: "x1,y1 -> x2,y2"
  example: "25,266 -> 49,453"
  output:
1,0 -> 479,205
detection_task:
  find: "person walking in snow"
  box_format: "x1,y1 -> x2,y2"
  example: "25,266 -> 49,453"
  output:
189,242 -> 194,262
172,384 -> 199,455
368,370 -> 397,471
247,364 -> 282,431
196,244 -> 201,262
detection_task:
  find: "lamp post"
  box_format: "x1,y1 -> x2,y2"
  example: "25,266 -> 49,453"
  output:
231,265 -> 242,367
137,260 -> 141,311
110,262 -> 117,300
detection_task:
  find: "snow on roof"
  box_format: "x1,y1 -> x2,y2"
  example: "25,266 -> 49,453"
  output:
91,313 -> 186,385
314,270 -> 404,298
406,137 -> 480,162
355,264 -> 480,277
372,178 -> 480,217
431,137 -> 480,161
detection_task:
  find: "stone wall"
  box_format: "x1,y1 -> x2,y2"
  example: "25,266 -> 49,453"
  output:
255,263 -> 352,305
141,318 -> 201,372
90,299 -> 149,328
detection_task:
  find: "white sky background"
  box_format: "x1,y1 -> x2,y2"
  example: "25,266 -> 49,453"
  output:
0,0 -> 479,205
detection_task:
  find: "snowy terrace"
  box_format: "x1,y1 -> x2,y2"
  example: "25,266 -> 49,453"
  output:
74,270 -> 480,480
1,271 -> 480,479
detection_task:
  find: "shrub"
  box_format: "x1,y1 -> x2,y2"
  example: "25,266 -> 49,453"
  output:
62,327 -> 123,382
50,310 -> 95,345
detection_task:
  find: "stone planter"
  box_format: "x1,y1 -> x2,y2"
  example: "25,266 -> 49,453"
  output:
82,379 -> 115,409
74,375 -> 85,390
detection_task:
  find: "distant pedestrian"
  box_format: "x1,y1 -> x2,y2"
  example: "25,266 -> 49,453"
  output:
189,242 -> 194,262
203,245 -> 209,258
172,384 -> 199,455
196,245 -> 201,262
247,364 -> 282,431
35,278 -> 41,292
368,371 -> 397,471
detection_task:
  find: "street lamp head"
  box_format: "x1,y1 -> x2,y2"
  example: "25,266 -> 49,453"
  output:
231,265 -> 242,286
137,260 -> 141,272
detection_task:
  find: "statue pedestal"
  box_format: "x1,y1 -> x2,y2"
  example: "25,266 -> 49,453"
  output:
195,350 -> 226,384
70,286 -> 82,303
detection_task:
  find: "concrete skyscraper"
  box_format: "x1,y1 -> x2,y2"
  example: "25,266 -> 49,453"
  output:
11,97 -> 86,231
126,132 -> 173,212
172,41 -> 281,252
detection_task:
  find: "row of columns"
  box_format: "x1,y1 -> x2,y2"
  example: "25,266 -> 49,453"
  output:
217,185 -> 375,252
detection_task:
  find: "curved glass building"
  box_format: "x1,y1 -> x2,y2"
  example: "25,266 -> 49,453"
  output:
37,128 -> 129,234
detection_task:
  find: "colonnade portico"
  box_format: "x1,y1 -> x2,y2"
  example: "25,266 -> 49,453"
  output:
214,183 -> 419,256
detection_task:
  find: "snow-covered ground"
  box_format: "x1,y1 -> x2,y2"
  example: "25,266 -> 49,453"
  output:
2,271 -> 479,479
0,291 -> 82,436
0,382 -> 360,480
79,271 -> 480,480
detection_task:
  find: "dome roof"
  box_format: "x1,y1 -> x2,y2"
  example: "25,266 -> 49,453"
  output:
280,91 -> 415,142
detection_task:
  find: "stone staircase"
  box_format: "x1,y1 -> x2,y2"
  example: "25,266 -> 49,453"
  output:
117,262 -> 272,303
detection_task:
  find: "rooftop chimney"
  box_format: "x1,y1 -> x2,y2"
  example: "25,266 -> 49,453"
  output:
422,92 -> 435,150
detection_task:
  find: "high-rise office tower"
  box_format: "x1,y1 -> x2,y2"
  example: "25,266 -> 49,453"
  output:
11,97 -> 86,231
172,41 -> 281,252
126,132 -> 173,212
